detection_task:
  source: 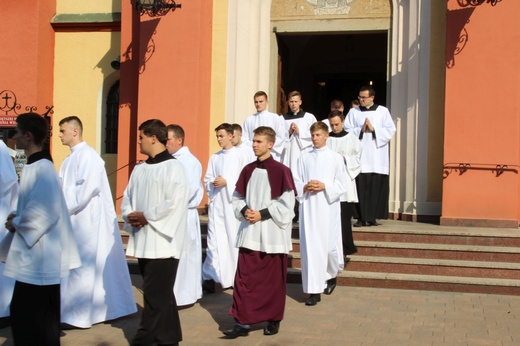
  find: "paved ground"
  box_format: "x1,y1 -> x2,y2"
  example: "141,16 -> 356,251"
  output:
2,273 -> 520,346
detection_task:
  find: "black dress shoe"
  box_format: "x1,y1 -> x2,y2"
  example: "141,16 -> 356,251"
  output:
202,279 -> 215,294
223,325 -> 249,338
305,294 -> 321,306
367,221 -> 380,226
60,323 -> 83,330
324,277 -> 337,295
263,321 -> 280,336
353,221 -> 367,227
0,317 -> 10,329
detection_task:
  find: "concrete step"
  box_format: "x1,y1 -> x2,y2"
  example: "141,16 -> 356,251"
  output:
343,255 -> 520,280
286,268 -> 520,295
353,227 -> 520,247
355,241 -> 520,262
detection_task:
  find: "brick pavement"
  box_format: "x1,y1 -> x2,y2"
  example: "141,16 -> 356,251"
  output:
2,274 -> 520,345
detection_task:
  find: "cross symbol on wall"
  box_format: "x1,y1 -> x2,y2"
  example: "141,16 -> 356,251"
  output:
2,92 -> 12,108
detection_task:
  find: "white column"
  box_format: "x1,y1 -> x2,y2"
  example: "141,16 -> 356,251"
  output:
389,0 -> 441,217
225,0 -> 273,124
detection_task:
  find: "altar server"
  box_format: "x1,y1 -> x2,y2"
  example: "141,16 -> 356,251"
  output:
0,141 -> 17,328
223,126 -> 296,338
166,124 -> 204,306
58,116 -> 136,329
295,121 -> 347,306
345,85 -> 396,227
122,119 -> 190,345
2,112 -> 81,345
202,123 -> 248,292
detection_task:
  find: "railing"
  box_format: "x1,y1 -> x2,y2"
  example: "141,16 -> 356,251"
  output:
107,160 -> 142,201
443,163 -> 519,179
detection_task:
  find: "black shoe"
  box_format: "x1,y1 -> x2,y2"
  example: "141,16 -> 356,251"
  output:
324,278 -> 337,295
367,221 -> 380,226
60,323 -> 81,330
353,221 -> 367,227
0,317 -> 10,329
202,279 -> 215,294
264,321 -> 280,336
305,294 -> 321,306
223,325 -> 249,338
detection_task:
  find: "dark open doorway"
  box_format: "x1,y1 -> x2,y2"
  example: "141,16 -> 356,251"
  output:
276,32 -> 388,120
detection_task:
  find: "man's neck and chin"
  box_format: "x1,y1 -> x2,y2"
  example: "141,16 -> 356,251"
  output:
257,153 -> 271,161
145,145 -> 167,159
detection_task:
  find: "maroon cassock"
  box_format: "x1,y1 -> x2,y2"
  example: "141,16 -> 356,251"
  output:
229,156 -> 296,325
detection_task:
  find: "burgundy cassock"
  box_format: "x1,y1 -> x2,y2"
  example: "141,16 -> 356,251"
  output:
229,156 -> 296,325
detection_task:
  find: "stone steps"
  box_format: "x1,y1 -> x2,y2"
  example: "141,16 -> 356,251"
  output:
122,218 -> 520,295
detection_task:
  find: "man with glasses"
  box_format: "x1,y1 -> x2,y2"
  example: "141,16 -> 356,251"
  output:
345,86 -> 396,227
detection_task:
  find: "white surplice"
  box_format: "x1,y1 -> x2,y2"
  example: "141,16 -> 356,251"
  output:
242,110 -> 286,161
327,132 -> 362,203
281,111 -> 317,171
235,143 -> 256,165
59,142 -> 136,328
0,141 -> 17,318
295,146 -> 347,294
122,159 -> 190,259
1,157 -> 81,285
233,170 -> 295,254
202,147 -> 246,288
172,146 -> 204,306
344,105 -> 396,174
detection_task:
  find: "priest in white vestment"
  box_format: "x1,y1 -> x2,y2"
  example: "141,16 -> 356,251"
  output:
242,91 -> 286,161
280,91 -> 317,171
58,116 -> 136,328
122,119 -> 190,345
0,141 -> 17,326
203,123 -> 248,291
166,124 -> 204,306
2,113 -> 81,345
295,121 -> 348,306
345,86 -> 396,226
327,110 -> 361,258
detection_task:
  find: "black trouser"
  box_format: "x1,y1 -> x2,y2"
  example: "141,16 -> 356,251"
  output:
133,257 -> 181,346
10,281 -> 60,346
341,201 -> 358,255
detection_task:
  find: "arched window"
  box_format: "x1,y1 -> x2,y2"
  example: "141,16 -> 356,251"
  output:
105,81 -> 119,154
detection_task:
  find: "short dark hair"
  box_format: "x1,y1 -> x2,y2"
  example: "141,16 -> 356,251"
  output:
215,123 -> 234,135
360,85 -> 375,97
310,121 -> 329,134
167,124 -> 185,145
139,119 -> 168,145
350,99 -> 360,108
328,110 -> 344,122
254,91 -> 268,100
16,112 -> 48,145
59,116 -> 83,134
253,126 -> 276,143
231,123 -> 242,133
330,99 -> 344,110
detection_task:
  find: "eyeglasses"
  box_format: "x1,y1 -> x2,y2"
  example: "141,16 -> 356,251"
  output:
358,95 -> 372,100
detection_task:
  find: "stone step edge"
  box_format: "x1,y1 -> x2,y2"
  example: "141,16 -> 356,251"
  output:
354,241 -> 520,253
287,268 -> 520,287
287,254 -> 520,270
351,227 -> 520,238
